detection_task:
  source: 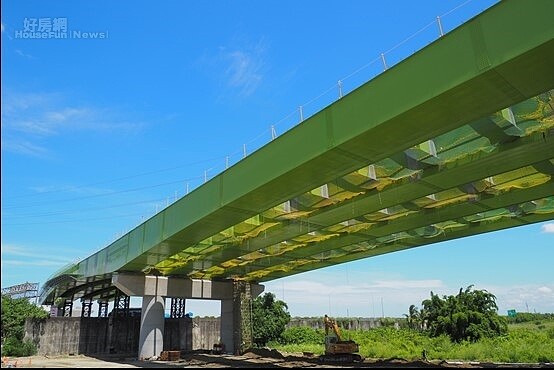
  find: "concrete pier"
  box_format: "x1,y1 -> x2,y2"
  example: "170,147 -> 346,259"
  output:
112,273 -> 263,358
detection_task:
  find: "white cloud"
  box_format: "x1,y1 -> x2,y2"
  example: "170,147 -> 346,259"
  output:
262,273 -> 554,318
45,107 -> 90,123
1,91 -> 57,115
1,243 -> 73,263
197,37 -> 268,98
15,49 -> 34,59
0,138 -> 50,157
3,100 -> 120,136
272,278 -> 443,300
1,22 -> 14,40
0,244 -> 77,276
224,48 -> 264,96
264,275 -> 446,317
1,90 -> 144,157
2,260 -> 68,267
370,279 -> 443,289
28,183 -> 111,196
9,119 -> 56,136
541,223 -> 554,233
480,283 -> 554,314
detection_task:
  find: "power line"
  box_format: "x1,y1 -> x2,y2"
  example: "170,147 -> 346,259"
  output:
2,155 -> 226,202
2,195 -> 170,219
3,211 -> 146,226
2,175 -> 204,210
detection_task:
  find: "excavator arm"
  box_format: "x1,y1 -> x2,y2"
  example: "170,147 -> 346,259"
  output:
324,314 -> 342,340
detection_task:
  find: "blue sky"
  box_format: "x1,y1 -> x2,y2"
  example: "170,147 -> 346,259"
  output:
2,0 -> 552,318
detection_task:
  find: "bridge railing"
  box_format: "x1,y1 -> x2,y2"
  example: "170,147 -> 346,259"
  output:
150,0 -> 499,209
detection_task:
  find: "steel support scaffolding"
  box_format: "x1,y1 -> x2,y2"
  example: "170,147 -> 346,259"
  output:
98,300 -> 109,317
81,298 -> 93,318
62,298 -> 73,317
170,297 -> 186,318
113,290 -> 130,317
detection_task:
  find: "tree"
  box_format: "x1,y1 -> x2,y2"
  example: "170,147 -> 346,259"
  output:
417,285 -> 507,342
1,294 -> 49,355
251,292 -> 290,347
404,304 -> 423,330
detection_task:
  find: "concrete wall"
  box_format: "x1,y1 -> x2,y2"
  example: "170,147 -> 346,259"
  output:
288,317 -> 400,330
163,317 -> 192,351
192,317 -> 220,351
78,318 -> 111,354
25,317 -> 84,356
24,317 -> 141,356
110,316 -> 142,354
25,316 -> 221,356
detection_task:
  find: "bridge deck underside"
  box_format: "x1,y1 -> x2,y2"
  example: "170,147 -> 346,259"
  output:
40,0 -> 554,305
158,93 -> 554,282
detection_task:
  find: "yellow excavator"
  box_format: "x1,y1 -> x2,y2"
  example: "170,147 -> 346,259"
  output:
319,314 -> 363,363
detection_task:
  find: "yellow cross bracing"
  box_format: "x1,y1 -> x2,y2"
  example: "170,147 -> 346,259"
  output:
154,92 -> 554,281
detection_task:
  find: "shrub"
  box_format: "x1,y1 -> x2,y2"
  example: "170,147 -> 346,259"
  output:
2,337 -> 38,357
420,285 -> 507,342
280,327 -> 323,345
252,293 -> 291,347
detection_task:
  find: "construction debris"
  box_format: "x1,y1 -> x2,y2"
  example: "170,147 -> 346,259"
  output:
159,350 -> 180,361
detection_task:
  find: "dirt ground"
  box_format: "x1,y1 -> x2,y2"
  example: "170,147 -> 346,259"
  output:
2,350 -> 553,368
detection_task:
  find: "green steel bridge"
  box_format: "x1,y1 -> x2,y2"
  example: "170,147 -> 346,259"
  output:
39,0 -> 554,306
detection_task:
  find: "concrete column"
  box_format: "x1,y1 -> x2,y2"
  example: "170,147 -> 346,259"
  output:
114,274 -> 168,360
219,281 -> 264,355
220,299 -> 234,354
139,294 -> 165,359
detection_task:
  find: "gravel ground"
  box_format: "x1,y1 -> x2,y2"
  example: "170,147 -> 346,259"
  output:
2,352 -> 553,368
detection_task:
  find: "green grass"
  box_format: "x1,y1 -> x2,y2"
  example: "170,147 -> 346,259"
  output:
270,324 -> 554,363
508,320 -> 554,332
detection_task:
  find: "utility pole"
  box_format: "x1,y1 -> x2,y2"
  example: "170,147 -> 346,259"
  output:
371,295 -> 375,318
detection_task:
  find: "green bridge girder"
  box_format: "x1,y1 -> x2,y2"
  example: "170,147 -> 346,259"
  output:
40,0 -> 554,305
